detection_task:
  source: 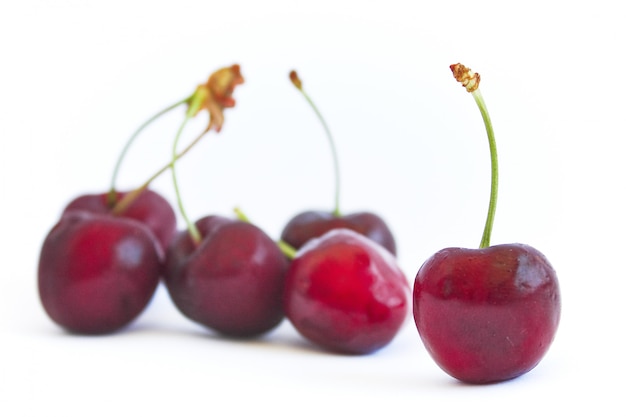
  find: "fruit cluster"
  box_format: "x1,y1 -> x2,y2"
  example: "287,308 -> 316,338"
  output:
37,63 -> 561,384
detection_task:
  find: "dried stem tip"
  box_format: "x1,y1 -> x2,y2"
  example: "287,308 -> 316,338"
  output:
450,63 -> 480,93
289,70 -> 303,90
190,64 -> 245,132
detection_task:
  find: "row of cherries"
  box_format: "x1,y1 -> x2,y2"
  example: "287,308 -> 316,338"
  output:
38,64 -> 561,385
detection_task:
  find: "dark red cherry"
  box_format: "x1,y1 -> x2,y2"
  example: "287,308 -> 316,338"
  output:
38,211 -> 163,334
284,228 -> 409,354
413,244 -> 561,383
164,216 -> 288,338
63,188 -> 177,251
281,210 -> 396,256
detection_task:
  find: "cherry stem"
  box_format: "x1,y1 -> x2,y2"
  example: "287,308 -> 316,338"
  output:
233,207 -> 298,260
107,96 -> 191,207
109,125 -> 211,216
472,89 -> 499,249
290,71 -> 341,217
170,90 -> 210,245
450,63 -> 499,249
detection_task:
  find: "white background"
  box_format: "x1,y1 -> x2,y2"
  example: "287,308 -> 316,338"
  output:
1,1 -> 624,415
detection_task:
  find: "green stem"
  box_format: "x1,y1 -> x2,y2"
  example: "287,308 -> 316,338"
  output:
234,207 -> 298,260
471,89 -> 498,249
107,96 -> 191,206
110,126 -> 211,216
171,91 -> 208,245
277,240 -> 298,260
296,84 -> 341,217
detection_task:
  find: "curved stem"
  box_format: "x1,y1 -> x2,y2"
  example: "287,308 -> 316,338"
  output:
291,72 -> 341,217
110,125 -> 211,216
234,207 -> 298,260
471,89 -> 498,249
171,92 -> 208,245
300,90 -> 341,216
107,96 -> 190,206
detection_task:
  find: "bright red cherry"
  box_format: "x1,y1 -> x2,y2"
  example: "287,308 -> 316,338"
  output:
284,228 -> 409,354
38,211 -> 163,334
413,63 -> 561,384
281,70 -> 396,255
414,244 -> 560,383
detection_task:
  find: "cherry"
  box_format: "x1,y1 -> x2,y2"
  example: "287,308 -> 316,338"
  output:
280,71 -> 397,255
412,64 -> 561,384
38,211 -> 162,334
165,216 -> 288,337
162,77 -> 288,337
284,228 -> 409,354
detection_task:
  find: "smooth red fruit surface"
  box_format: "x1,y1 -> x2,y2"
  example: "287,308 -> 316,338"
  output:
38,211 -> 163,334
281,210 -> 397,256
63,188 -> 177,251
284,228 -> 409,354
164,216 -> 289,337
413,243 -> 561,384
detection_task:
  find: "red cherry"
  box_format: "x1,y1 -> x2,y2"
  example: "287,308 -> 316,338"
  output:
281,210 -> 396,255
63,188 -> 177,251
164,216 -> 289,337
413,244 -> 561,383
284,228 -> 409,354
412,64 -> 562,383
38,211 -> 163,334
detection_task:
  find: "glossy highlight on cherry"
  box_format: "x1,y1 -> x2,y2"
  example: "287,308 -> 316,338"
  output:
284,228 -> 409,354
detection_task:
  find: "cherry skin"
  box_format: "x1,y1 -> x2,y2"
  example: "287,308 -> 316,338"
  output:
38,211 -> 163,334
164,215 -> 289,338
284,228 -> 409,354
281,210 -> 397,256
63,188 -> 177,251
413,244 -> 561,383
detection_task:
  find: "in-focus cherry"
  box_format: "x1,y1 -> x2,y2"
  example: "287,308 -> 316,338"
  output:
284,228 -> 409,354
412,64 -> 561,384
281,71 -> 396,255
38,211 -> 163,334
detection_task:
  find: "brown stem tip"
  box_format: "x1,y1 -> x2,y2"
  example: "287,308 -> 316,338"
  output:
190,64 -> 245,132
450,63 -> 480,93
289,70 -> 303,90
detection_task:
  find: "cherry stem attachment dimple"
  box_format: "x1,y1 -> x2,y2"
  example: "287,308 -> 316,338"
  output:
450,63 -> 499,249
107,96 -> 191,207
233,207 -> 298,260
290,70 -> 342,217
